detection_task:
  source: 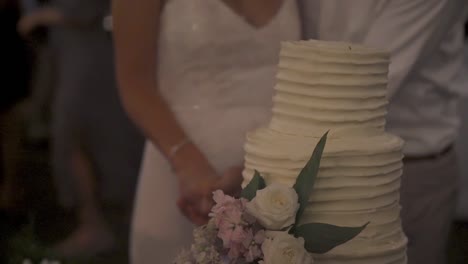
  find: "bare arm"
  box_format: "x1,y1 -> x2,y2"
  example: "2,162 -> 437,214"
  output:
112,0 -> 190,166
112,0 -> 215,172
112,0 -> 220,225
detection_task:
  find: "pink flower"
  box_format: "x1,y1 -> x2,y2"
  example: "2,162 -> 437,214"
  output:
210,191 -> 245,228
218,222 -> 249,248
241,229 -> 254,248
231,225 -> 249,244
227,243 -> 243,259
218,218 -> 235,231
242,229 -> 265,261
218,223 -> 234,247
208,190 -> 265,262
254,229 -> 266,244
212,190 -> 235,205
244,244 -> 263,262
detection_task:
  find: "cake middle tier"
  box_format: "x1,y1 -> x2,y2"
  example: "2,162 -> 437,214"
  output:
242,128 -> 407,263
242,128 -> 404,211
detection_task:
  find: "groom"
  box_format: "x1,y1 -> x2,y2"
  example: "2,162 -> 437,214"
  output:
299,0 -> 468,263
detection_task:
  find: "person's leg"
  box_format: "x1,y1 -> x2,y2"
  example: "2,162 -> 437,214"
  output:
53,143 -> 115,256
400,149 -> 458,264
26,43 -> 56,143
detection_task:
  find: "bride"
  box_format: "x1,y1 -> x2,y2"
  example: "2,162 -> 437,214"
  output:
112,0 -> 300,262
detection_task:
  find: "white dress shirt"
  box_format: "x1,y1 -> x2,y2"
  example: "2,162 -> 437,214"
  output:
300,0 -> 468,156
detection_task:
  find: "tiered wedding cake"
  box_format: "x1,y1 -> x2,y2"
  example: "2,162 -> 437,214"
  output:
242,40 -> 408,263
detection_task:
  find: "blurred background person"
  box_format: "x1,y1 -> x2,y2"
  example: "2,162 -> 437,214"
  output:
112,0 -> 300,263
300,1 -> 467,263
19,0 -> 56,146
17,0 -> 144,258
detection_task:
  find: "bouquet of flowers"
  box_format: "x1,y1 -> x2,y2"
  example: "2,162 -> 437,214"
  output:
174,132 -> 368,264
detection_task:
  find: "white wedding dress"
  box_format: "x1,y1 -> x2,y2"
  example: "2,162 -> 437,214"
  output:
130,0 -> 300,263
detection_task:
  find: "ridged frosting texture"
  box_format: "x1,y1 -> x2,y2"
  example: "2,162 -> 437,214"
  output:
242,40 -> 407,263
270,40 -> 390,136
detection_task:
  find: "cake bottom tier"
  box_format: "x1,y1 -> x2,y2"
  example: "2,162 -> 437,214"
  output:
303,203 -> 407,264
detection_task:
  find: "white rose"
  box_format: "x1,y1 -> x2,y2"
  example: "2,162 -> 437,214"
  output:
261,232 -> 313,264
246,183 -> 299,230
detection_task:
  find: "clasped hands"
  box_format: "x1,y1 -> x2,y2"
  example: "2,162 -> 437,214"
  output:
175,161 -> 243,226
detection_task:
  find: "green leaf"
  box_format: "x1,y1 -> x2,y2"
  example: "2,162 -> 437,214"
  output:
293,132 -> 328,225
241,170 -> 266,201
294,222 -> 369,254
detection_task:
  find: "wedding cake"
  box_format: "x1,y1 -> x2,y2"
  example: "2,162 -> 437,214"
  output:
242,40 -> 408,263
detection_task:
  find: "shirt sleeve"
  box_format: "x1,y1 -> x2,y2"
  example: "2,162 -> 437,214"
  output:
361,0 -> 467,98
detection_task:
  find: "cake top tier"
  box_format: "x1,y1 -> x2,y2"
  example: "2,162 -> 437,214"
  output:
282,40 -> 389,58
270,40 -> 391,136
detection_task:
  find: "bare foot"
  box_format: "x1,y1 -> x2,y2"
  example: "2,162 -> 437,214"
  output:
52,223 -> 116,258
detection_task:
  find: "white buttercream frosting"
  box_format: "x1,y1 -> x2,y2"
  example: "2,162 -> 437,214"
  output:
242,40 -> 407,263
270,40 -> 390,136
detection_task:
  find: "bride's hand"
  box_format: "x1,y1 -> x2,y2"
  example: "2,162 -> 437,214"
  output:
172,143 -> 219,225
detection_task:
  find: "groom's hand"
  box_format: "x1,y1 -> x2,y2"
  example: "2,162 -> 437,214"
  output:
176,167 -> 243,225
176,177 -> 215,225
216,166 -> 244,197
177,195 -> 212,226
172,144 -> 219,225
175,160 -> 244,226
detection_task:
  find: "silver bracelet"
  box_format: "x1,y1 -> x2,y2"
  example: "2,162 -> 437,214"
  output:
168,138 -> 192,159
